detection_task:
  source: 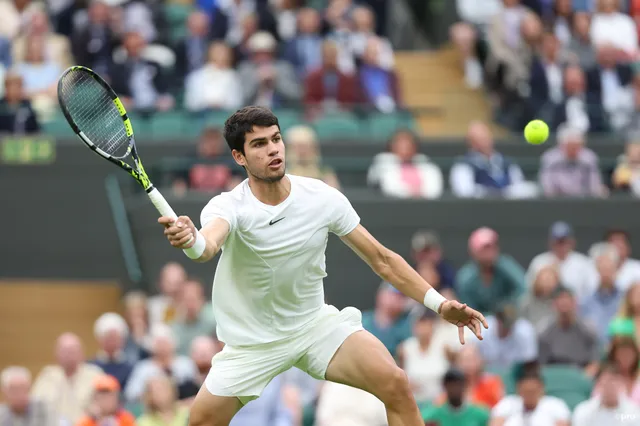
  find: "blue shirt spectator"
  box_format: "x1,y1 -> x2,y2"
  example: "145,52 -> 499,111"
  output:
231,375 -> 293,426
283,8 -> 323,78
0,36 -> 11,68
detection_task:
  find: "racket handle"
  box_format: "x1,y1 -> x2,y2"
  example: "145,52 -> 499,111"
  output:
147,187 -> 178,219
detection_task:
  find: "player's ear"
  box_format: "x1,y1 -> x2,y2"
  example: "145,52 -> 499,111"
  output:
231,149 -> 246,167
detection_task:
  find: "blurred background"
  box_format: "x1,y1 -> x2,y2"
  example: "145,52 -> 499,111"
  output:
3,0 -> 640,425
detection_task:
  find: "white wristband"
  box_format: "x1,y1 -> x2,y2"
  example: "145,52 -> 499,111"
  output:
423,288 -> 447,313
183,231 -> 206,260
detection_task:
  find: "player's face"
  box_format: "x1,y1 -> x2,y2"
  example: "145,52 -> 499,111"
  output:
236,125 -> 286,183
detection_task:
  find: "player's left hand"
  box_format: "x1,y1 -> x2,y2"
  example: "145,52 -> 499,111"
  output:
439,300 -> 488,344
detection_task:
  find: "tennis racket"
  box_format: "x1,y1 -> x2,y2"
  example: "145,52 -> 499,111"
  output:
57,66 -> 179,221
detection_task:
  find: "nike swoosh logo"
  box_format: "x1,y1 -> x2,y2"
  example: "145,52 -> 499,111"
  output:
269,217 -> 285,226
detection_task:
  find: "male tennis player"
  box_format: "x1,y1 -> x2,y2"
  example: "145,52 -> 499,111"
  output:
159,106 -> 488,426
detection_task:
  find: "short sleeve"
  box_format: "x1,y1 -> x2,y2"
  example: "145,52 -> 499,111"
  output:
491,396 -> 516,419
327,187 -> 360,236
200,193 -> 237,231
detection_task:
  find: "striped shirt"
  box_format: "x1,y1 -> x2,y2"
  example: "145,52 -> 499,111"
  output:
539,146 -> 604,197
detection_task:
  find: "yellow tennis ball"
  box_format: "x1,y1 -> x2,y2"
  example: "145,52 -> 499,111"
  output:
524,120 -> 549,145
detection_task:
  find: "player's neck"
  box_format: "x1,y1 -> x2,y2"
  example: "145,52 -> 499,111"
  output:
248,175 -> 291,206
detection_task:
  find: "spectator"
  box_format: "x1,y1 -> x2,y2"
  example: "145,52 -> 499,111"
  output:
136,375 -> 190,426
0,0 -> 39,40
237,31 -> 301,107
148,262 -> 187,327
171,279 -> 216,356
590,0 -> 638,56
520,266 -> 561,334
175,11 -> 211,81
110,31 -> 174,113
0,366 -> 58,426
284,7 -> 323,78
539,125 -> 607,198
184,41 -> 243,112
89,313 -> 134,389
315,381 -> 387,426
450,0 -> 503,88
304,40 -> 360,119
580,249 -> 624,349
31,333 -> 103,425
231,375 -> 295,426
526,221 -> 597,301
550,0 -> 573,46
358,36 -> 401,113
453,344 -> 504,408
490,371 -> 571,426
478,304 -> 538,370
122,291 -> 152,364
553,65 -> 608,133
411,230 -> 456,295
281,368 -> 321,424
230,13 -> 261,61
347,5 -> 394,71
178,336 -> 221,400
13,8 -> 73,70
564,12 -> 597,69
611,141 -> 640,195
538,287 -> 600,374
71,0 -> 118,78
596,336 -> 640,403
124,324 -> 196,403
456,227 -> 526,315
527,31 -> 566,123
75,375 -> 135,426
606,229 -> 640,290
0,36 -> 10,68
270,0 -> 299,42
210,0 -> 276,48
573,363 -> 640,426
361,282 -> 414,357
113,0 -> 157,43
619,282 -> 640,343
367,129 -> 444,199
0,72 -> 39,134
422,369 -> 490,426
450,121 -> 536,199
285,125 -> 341,188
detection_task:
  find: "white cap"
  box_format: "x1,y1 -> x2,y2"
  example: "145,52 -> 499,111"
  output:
557,123 -> 585,144
248,31 -> 277,52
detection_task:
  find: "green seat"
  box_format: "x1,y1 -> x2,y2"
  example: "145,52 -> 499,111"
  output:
150,111 -> 194,139
365,111 -> 417,140
273,109 -> 303,134
124,401 -> 144,417
312,112 -> 362,140
542,366 -> 593,410
41,115 -> 73,138
165,4 -> 193,42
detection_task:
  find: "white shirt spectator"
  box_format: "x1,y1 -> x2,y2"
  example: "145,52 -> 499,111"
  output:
478,316 -> 538,370
367,153 -> 444,199
572,395 -> 640,426
315,381 -> 387,426
526,251 -> 598,301
492,395 -> 571,426
590,12 -> 638,54
124,356 -> 196,402
456,0 -> 502,29
617,258 -> 640,292
184,65 -> 243,112
449,160 -> 538,199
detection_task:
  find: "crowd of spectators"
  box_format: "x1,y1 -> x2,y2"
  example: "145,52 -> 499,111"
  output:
5,223 -> 640,425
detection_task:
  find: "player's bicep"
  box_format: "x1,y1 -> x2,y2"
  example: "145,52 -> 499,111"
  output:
200,217 -> 230,257
340,224 -> 389,269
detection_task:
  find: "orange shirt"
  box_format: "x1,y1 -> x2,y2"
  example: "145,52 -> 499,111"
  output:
75,410 -> 136,426
435,373 -> 504,408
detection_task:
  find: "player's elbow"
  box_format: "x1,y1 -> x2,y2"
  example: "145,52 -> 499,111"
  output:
371,247 -> 396,280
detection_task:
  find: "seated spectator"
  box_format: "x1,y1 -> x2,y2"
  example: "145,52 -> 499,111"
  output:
450,121 -> 537,199
110,32 -> 174,113
0,366 -> 58,426
0,36 -> 10,69
346,5 -> 394,71
71,0 -> 117,78
490,371 -> 571,426
527,31 -> 566,123
136,375 -> 189,426
453,344 -> 504,408
596,336 -> 640,403
361,282 -> 414,358
112,0 -> 157,43
315,381 -> 387,426
411,230 -> 456,295
237,31 -> 301,108
564,12 -> 597,69
231,375 -> 295,426
184,41 -> 243,112
612,141 -> 640,196
31,333 -> 103,424
590,0 -> 638,57
282,368 -> 321,424
285,125 -> 341,188
538,287 -> 600,374
175,11 -> 211,81
0,72 -> 39,134
230,13 -> 261,62
75,375 -> 135,426
520,266 -> 561,334
304,40 -> 360,119
573,362 -> 640,426
549,0 -> 573,47
606,229 -> 640,291
619,282 -> 640,343
122,291 -> 152,364
178,336 -> 221,401
450,0 -> 502,88
478,304 -> 538,370
539,125 -> 607,198
124,324 -> 196,403
422,369 -> 490,426
367,129 -> 444,199
270,0 -> 299,42
0,0 -> 41,40
526,221 -> 597,301
456,227 -> 526,315
13,8 -> 72,71
90,313 -> 134,389
171,279 -> 216,356
148,262 -> 187,327
210,0 -> 276,48
358,36 -> 401,113
284,8 -> 323,78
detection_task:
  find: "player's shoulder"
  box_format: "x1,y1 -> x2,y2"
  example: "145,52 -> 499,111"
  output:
289,174 -> 337,194
204,180 -> 249,207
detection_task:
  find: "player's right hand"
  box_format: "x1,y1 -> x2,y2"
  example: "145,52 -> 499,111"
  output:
158,215 -> 197,248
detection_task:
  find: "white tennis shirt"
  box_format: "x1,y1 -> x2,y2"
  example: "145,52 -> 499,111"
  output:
200,175 -> 360,346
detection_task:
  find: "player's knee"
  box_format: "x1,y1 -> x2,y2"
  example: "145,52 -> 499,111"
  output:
377,366 -> 412,407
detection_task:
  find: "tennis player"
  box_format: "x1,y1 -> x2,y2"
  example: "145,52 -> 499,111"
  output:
159,106 -> 488,426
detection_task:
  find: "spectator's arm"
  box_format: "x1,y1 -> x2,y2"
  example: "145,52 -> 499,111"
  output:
525,254 -> 545,287
588,155 -> 606,197
450,162 -> 485,197
419,163 -> 444,199
123,363 -> 148,402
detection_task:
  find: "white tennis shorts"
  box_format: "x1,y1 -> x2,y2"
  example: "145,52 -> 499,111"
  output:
204,304 -> 363,404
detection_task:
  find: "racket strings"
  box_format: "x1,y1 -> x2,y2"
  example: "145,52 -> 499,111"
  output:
59,70 -> 131,158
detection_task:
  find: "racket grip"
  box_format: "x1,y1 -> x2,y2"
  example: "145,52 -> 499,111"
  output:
147,187 -> 178,219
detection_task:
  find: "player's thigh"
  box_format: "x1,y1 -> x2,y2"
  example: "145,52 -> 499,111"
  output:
188,385 -> 241,426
